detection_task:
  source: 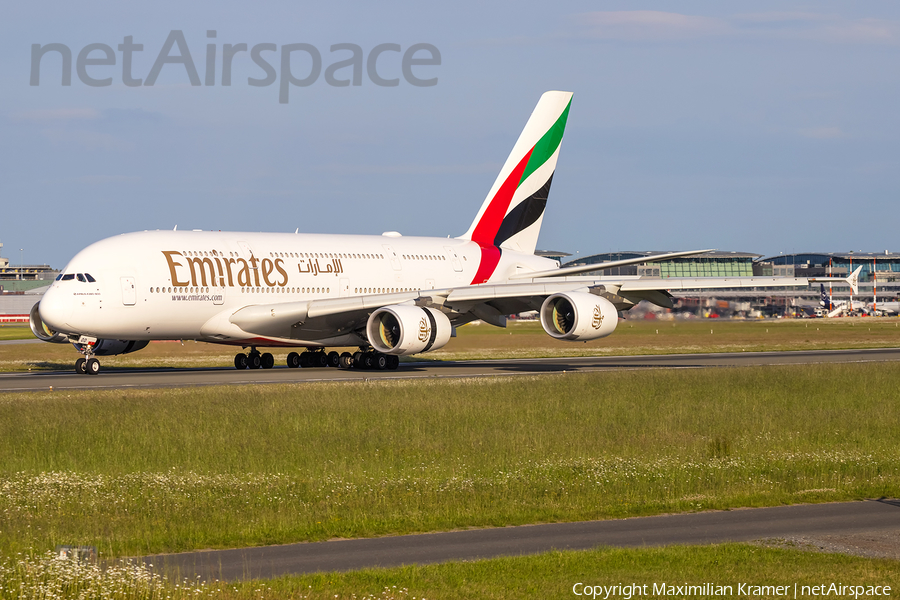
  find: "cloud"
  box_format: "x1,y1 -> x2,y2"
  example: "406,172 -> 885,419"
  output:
74,175 -> 141,185
12,108 -> 101,122
39,128 -> 133,151
797,127 -> 844,139
314,162 -> 499,176
571,11 -> 900,45
575,11 -> 728,41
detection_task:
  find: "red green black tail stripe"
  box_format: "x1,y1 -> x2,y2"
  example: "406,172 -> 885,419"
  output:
469,98 -> 571,284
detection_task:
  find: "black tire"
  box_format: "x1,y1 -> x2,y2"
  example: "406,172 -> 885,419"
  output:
387,355 -> 400,370
85,358 -> 100,375
248,353 -> 262,369
375,354 -> 388,370
315,352 -> 328,368
234,353 -> 248,370
362,352 -> 376,369
339,352 -> 353,369
287,352 -> 301,368
299,352 -> 312,368
261,353 -> 275,369
75,358 -> 86,375
352,352 -> 363,367
327,351 -> 340,368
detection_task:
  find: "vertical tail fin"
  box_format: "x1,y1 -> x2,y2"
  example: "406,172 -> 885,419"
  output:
460,91 -> 573,255
820,284 -> 834,310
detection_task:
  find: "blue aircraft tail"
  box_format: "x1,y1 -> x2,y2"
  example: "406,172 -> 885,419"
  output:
820,284 -> 835,310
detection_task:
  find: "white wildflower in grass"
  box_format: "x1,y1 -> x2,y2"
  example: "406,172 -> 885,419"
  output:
0,551 -> 221,599
2,447 -> 897,558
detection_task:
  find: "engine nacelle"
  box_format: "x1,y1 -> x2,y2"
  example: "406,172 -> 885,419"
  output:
366,305 -> 452,355
540,292 -> 618,341
29,302 -> 68,343
72,339 -> 150,356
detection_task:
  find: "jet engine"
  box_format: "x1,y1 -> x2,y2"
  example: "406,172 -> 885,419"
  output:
366,305 -> 452,355
72,339 -> 150,356
540,292 -> 618,341
29,302 -> 67,343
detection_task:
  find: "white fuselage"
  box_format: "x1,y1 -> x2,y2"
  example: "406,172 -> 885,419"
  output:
38,230 -> 555,346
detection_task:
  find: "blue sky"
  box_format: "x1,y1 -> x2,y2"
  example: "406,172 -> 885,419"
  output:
2,1 -> 899,268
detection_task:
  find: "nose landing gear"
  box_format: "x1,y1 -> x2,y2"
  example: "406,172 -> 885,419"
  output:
74,355 -> 101,375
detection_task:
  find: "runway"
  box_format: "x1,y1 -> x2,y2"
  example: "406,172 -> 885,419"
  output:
142,500 -> 900,581
2,347 -> 900,392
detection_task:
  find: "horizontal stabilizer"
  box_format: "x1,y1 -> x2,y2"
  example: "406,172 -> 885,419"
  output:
808,266 -> 861,295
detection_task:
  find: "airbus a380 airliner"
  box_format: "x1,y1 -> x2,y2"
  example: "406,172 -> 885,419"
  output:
31,91 -> 859,375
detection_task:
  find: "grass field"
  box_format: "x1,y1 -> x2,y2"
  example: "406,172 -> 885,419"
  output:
2,317 -> 900,372
3,320 -> 899,598
1,364 -> 898,560
4,544 -> 899,599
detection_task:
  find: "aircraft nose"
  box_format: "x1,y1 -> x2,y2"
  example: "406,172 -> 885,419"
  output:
37,284 -> 72,332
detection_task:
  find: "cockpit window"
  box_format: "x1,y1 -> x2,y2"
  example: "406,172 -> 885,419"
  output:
61,274 -> 75,281
76,274 -> 86,282
85,273 -> 96,283
55,274 -> 63,281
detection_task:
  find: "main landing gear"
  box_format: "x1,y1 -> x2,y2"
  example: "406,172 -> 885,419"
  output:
233,348 -> 400,370
233,348 -> 275,370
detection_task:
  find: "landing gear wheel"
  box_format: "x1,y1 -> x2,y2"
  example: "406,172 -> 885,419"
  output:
352,351 -> 363,367
287,352 -> 301,368
387,355 -> 400,370
234,353 -> 248,370
361,352 -> 376,370
247,353 -> 262,369
375,354 -> 388,370
85,358 -> 100,375
261,353 -> 275,369
327,351 -> 340,368
314,352 -> 328,368
339,352 -> 353,369
75,358 -> 87,375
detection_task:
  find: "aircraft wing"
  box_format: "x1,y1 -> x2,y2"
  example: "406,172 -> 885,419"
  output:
223,282 -> 589,340
219,273 -> 837,342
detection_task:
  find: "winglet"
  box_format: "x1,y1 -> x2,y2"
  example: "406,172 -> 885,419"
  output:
846,266 -> 861,295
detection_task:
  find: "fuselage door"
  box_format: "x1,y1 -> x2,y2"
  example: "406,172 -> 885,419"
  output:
383,245 -> 402,271
444,246 -> 463,272
237,241 -> 258,279
120,277 -> 136,306
237,241 -> 254,259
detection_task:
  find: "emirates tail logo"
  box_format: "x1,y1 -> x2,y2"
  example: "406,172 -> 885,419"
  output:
592,306 -> 604,330
418,317 -> 432,342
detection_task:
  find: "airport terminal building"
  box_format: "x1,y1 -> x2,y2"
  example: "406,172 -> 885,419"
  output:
562,251 -> 759,278
0,244 -> 58,321
560,250 -> 900,317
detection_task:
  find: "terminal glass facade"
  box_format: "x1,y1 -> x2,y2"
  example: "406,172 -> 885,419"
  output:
660,258 -> 752,278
